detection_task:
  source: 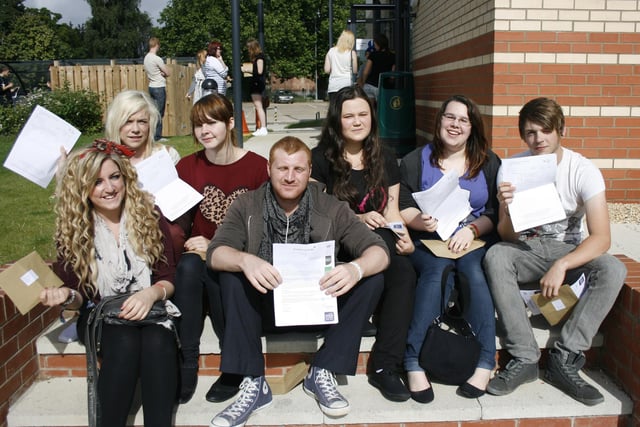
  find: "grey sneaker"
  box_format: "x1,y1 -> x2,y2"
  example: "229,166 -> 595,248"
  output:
545,349 -> 604,406
303,366 -> 350,417
210,376 -> 272,427
487,359 -> 539,396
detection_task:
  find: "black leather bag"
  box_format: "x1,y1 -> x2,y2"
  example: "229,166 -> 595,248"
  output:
419,265 -> 481,385
84,293 -> 173,427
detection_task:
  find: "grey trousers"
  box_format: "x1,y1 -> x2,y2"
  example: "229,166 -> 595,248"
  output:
483,238 -> 626,363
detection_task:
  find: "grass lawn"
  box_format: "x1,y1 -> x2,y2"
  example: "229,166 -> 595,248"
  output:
0,134 -> 199,265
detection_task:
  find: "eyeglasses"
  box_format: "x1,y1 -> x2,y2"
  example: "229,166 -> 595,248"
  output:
442,113 -> 471,127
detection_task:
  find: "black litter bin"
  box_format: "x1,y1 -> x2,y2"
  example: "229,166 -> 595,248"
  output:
377,72 -> 416,158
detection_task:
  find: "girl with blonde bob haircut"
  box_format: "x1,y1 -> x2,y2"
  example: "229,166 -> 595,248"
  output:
44,144 -> 179,427
104,90 -> 180,165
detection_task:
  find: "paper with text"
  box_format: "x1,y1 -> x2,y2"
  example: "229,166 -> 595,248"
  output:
135,149 -> 203,221
3,105 -> 80,188
272,241 -> 338,327
411,170 -> 472,240
501,154 -> 565,232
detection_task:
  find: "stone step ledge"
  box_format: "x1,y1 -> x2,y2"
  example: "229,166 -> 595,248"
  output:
8,370 -> 631,427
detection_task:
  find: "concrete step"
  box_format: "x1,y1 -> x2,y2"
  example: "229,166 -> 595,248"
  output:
7,369 -> 632,426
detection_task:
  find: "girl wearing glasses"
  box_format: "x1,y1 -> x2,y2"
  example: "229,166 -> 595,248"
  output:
399,95 -> 501,402
204,41 -> 228,95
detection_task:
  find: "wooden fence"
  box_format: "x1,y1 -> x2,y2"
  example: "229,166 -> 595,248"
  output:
49,59 -> 196,137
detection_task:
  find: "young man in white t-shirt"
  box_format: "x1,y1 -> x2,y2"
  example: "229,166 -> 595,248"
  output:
483,97 -> 626,405
143,37 -> 171,141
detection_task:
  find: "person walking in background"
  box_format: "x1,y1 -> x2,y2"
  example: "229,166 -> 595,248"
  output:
0,65 -> 17,107
311,86 -> 415,402
324,30 -> 358,104
359,34 -> 395,103
172,93 -> 269,404
400,95 -> 501,402
246,38 -> 268,136
186,49 -> 207,104
42,143 -> 179,427
143,37 -> 171,141
203,41 -> 229,96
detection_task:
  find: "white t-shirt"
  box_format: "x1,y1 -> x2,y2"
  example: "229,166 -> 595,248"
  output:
144,53 -> 166,88
326,47 -> 353,94
506,148 -> 605,245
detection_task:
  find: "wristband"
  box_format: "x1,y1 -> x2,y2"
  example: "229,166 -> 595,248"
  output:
61,289 -> 76,309
349,261 -> 363,282
468,223 -> 479,239
155,284 -> 167,301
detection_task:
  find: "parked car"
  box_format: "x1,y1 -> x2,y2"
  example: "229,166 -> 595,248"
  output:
272,89 -> 294,104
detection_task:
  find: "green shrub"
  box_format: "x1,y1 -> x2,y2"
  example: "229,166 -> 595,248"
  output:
0,84 -> 103,135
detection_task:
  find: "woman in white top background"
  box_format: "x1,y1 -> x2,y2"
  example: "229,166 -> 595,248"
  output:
324,30 -> 358,104
203,41 -> 229,95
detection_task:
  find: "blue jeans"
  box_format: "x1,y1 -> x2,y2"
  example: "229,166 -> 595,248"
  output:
483,238 -> 626,363
148,86 -> 166,140
404,243 -> 496,373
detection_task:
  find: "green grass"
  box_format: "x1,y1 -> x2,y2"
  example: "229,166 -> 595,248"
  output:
0,134 -> 199,265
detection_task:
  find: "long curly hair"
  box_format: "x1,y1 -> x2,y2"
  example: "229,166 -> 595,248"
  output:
54,148 -> 164,297
104,90 -> 160,157
246,38 -> 262,62
317,86 -> 387,212
431,94 -> 489,179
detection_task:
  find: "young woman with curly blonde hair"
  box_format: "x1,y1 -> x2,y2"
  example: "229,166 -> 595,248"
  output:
40,142 -> 179,427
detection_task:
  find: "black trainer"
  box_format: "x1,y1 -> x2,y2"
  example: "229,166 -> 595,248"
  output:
545,349 -> 604,406
206,373 -> 244,403
368,369 -> 411,402
486,359 -> 538,396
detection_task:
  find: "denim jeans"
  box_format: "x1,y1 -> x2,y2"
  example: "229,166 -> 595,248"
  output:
148,86 -> 166,140
483,238 -> 626,363
404,243 -> 496,373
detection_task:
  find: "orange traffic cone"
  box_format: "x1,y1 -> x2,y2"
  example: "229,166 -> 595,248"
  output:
242,111 -> 251,135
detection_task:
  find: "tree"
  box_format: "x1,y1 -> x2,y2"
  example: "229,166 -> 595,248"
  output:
158,0 -> 355,80
0,0 -> 25,42
84,0 -> 153,58
0,8 -> 86,60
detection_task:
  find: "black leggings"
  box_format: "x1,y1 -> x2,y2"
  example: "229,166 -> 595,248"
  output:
97,323 -> 178,427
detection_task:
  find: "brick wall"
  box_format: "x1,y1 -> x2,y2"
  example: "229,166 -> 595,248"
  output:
411,1 -> 640,202
0,283 -> 57,427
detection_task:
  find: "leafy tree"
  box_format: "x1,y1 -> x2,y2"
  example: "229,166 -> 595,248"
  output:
84,0 -> 153,58
0,9 -> 86,60
0,0 -> 25,42
159,0 -> 355,79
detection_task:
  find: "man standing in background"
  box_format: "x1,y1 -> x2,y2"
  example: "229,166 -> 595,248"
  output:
143,37 -> 171,141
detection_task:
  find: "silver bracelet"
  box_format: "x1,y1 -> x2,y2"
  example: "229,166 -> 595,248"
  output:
349,261 -> 363,282
61,289 -> 76,309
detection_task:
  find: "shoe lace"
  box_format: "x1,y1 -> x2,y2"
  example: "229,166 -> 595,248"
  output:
497,360 -> 525,381
558,361 -> 589,388
315,369 -> 342,402
219,377 -> 258,420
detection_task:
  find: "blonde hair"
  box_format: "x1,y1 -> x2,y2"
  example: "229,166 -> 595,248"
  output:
336,30 -> 355,53
246,38 -> 262,62
55,149 -> 164,297
196,49 -> 207,68
104,90 -> 160,158
149,37 -> 160,49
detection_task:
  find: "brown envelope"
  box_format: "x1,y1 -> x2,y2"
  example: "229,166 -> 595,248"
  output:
0,252 -> 63,315
420,239 -> 486,259
530,284 -> 578,326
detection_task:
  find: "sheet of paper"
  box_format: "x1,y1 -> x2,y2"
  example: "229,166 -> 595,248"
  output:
420,238 -> 485,259
508,182 -> 566,232
411,170 -> 472,240
569,272 -> 587,298
3,105 -> 80,188
519,290 -> 542,315
0,251 -> 63,315
272,241 -> 338,327
135,149 -> 203,221
500,154 -> 557,191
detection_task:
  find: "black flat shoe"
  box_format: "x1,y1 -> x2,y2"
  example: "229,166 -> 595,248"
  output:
458,382 -> 485,398
205,373 -> 243,403
178,366 -> 198,404
368,370 -> 411,402
410,386 -> 434,404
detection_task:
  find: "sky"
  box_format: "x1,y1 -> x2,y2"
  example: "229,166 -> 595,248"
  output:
23,0 -> 170,26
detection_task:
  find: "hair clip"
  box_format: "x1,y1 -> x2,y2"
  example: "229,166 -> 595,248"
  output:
81,138 -> 135,158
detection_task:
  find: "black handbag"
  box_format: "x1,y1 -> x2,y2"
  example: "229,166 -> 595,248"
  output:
84,293 -> 175,427
419,265 -> 481,385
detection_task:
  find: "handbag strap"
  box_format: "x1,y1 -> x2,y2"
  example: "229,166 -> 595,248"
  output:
439,264 -> 456,315
85,297 -> 111,427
